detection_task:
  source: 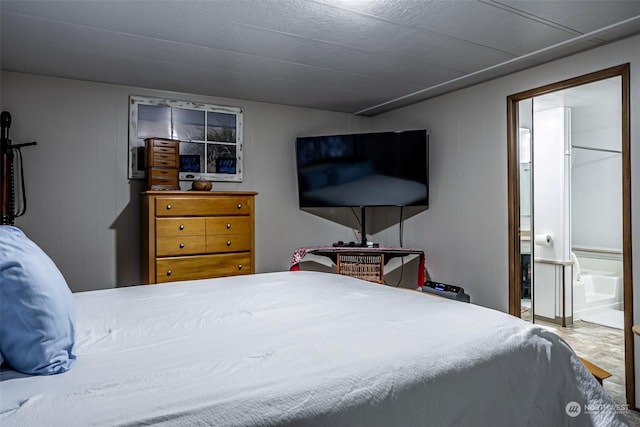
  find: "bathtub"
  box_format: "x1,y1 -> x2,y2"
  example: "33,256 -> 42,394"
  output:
573,270 -> 623,320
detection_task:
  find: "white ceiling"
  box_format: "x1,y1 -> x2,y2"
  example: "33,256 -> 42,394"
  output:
2,0 -> 640,116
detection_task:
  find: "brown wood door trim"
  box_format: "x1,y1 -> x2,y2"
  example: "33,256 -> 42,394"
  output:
506,64 -> 634,407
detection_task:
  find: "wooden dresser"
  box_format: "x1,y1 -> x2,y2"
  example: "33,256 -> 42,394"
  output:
141,191 -> 257,284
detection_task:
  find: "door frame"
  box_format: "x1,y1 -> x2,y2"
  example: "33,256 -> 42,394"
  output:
507,63 -> 634,406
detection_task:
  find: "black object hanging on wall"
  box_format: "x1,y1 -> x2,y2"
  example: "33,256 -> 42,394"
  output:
1,111 -> 37,225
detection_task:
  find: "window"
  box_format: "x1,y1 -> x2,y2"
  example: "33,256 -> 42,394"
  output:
129,95 -> 243,182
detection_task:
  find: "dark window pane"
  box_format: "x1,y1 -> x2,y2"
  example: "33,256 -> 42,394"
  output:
207,143 -> 237,173
207,112 -> 236,142
180,142 -> 205,173
138,105 -> 171,138
173,108 -> 205,141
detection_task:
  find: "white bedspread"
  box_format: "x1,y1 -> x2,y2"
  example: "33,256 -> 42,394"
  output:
0,271 -> 626,426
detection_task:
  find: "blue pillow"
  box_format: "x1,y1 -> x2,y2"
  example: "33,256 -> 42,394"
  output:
0,226 -> 76,375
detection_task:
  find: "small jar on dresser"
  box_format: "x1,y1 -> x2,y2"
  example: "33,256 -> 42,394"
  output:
141,190 -> 257,284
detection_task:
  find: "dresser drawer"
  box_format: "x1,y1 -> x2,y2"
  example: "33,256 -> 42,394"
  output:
206,233 -> 251,252
205,217 -> 251,234
156,218 -> 205,236
145,138 -> 180,169
147,138 -> 179,149
150,154 -> 178,168
156,236 -> 206,257
156,196 -> 252,217
147,167 -> 178,180
146,182 -> 179,191
146,170 -> 179,190
155,253 -> 251,283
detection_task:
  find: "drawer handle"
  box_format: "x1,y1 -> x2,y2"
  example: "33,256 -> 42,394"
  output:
179,243 -> 185,249
166,270 -> 172,276
237,264 -> 243,270
166,204 -> 172,210
237,203 -> 242,209
179,224 -> 184,230
227,240 -> 232,246
226,223 -> 231,229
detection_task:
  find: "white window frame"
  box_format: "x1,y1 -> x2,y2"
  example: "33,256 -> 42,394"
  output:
128,95 -> 243,182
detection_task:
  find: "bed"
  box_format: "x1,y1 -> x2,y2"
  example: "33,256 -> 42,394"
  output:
0,270 -> 626,426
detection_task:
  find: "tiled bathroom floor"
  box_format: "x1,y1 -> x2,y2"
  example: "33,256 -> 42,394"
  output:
536,319 -> 640,425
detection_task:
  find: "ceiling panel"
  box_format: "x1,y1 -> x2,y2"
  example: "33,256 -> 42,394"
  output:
2,0 -> 640,115
1,13 -> 426,97
499,0 -> 640,34
317,0 -> 582,55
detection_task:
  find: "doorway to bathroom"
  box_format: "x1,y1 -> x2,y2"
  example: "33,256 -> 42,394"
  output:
507,64 -> 633,407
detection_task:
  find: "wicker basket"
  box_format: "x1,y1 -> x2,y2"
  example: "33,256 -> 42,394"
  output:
337,253 -> 384,284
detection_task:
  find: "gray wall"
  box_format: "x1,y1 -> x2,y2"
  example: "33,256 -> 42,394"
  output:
369,86 -> 510,308
2,32 -> 638,309
1,72 -> 370,291
368,33 -> 639,312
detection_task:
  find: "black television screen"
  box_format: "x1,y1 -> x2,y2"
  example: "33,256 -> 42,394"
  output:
295,130 -> 429,208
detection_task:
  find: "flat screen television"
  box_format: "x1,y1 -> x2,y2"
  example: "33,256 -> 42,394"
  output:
295,130 -> 429,208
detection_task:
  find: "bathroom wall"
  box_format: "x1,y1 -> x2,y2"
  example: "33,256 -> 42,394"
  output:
533,107 -> 571,265
571,99 -> 623,253
532,107 -> 572,322
519,127 -> 532,234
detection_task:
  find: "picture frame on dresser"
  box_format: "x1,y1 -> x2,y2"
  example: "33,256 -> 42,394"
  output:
129,95 -> 244,183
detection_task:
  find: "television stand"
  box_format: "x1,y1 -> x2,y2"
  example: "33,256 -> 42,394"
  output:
290,245 -> 426,287
359,206 -> 367,247
332,240 -> 379,248
330,206 -> 378,247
